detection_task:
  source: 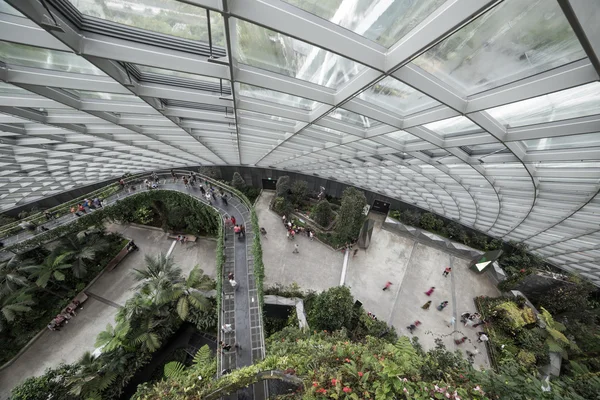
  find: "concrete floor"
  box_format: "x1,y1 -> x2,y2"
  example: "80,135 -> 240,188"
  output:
255,191 -> 344,292
0,223 -> 217,400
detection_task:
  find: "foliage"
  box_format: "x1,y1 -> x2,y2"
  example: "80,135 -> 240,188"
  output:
9,363 -> 79,400
264,282 -> 306,299
238,185 -> 261,205
230,172 -> 246,190
539,307 -> 576,357
335,187 -> 367,242
495,301 -> 537,328
445,222 -> 468,243
251,208 -> 265,306
419,212 -> 444,232
134,206 -> 154,225
535,281 -> 595,318
273,196 -> 292,217
517,350 -> 536,367
0,290 -> 35,332
276,175 -> 291,198
58,233 -> 110,278
313,199 -> 334,227
290,180 -> 308,206
306,286 -> 354,332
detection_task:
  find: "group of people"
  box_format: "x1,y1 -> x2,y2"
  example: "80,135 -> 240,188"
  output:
420,286 -> 450,312
47,300 -> 80,331
233,224 -> 246,239
70,197 -> 103,218
282,215 -> 314,242
176,235 -> 189,245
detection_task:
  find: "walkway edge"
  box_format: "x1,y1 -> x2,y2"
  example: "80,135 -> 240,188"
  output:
340,250 -> 349,286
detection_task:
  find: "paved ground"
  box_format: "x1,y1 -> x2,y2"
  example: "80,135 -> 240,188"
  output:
255,191 -> 344,292
0,223 -> 216,400
254,191 -> 500,368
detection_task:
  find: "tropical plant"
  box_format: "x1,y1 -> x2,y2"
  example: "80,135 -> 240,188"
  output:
172,265 -> 212,320
133,253 -> 183,305
335,187 -> 367,242
290,180 -> 308,206
0,289 -> 34,332
58,232 -> 110,278
313,199 -> 333,227
0,256 -> 30,296
539,307 -> 576,357
65,351 -> 117,399
231,172 -> 246,189
419,212 -> 444,232
306,286 -> 354,332
95,321 -> 131,352
276,175 -> 291,198
20,253 -> 71,288
9,364 -> 79,400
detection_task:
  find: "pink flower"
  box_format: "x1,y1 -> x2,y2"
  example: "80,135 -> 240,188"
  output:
343,387 -> 352,393
313,382 -> 318,387
345,358 -> 351,363
446,393 -> 451,398
316,388 -> 327,394
358,372 -> 363,377
474,386 -> 481,392
403,388 -> 408,393
331,378 -> 337,385
402,378 -> 408,382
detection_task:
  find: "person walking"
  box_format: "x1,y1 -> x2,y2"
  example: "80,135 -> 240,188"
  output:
477,332 -> 489,343
205,192 -> 212,204
222,194 -> 228,206
382,281 -> 393,291
421,300 -> 432,310
425,286 -> 435,296
309,230 -> 314,241
71,206 -> 82,217
230,216 -> 236,226
437,301 -> 449,311
228,272 -> 234,281
442,267 -> 452,277
229,278 -> 238,291
447,316 -> 456,328
293,243 -> 299,254
454,336 -> 468,345
406,324 -> 417,334
240,225 -> 246,237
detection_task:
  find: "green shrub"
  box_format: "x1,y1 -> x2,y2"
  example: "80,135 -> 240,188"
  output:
273,196 -> 292,216
133,206 -> 154,225
419,212 -> 443,232
400,209 -> 421,226
231,172 -> 246,189
312,199 -> 333,227
335,187 -> 367,242
446,222 -> 468,243
517,350 -> 536,367
306,286 -> 354,332
290,180 -> 308,206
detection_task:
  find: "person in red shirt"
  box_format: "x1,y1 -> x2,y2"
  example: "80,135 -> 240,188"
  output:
442,267 -> 452,277
230,216 -> 236,226
382,281 -> 392,291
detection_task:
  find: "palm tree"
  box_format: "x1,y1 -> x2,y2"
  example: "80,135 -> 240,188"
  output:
172,265 -> 213,320
0,290 -> 35,332
95,320 -> 131,352
21,252 -> 72,288
133,253 -> 183,305
0,256 -> 30,296
59,232 -> 109,278
65,351 -> 116,400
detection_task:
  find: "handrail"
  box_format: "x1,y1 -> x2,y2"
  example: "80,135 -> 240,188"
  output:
0,173 -> 146,238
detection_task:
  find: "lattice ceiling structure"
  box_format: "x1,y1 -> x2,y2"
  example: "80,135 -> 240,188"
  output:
0,0 -> 599,281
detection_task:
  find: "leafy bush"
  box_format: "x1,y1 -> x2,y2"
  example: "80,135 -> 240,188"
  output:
276,175 -> 291,198
312,199 -> 334,227
517,350 -> 536,367
133,206 -> 153,225
335,187 -> 367,242
290,180 -> 308,206
495,302 -> 537,328
306,286 -> 354,332
419,212 -> 443,232
273,196 -> 292,217
401,209 -> 421,226
230,172 -> 246,190
446,222 -> 468,243
9,364 -> 79,400
239,186 -> 261,204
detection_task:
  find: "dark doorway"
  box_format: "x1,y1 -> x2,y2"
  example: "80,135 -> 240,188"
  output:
262,178 -> 277,190
371,200 -> 390,214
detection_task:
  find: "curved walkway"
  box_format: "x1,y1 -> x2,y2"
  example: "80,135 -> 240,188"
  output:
0,171 -> 265,399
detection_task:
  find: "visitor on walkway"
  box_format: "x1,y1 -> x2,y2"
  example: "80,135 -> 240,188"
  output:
119,178 -> 125,189
221,194 -> 228,206
455,336 -> 468,345
229,279 -> 238,290
293,243 -> 299,254
205,192 -> 212,204
230,216 -> 236,226
183,177 -> 189,188
171,169 -> 176,182
466,348 -> 479,362
260,227 -> 267,237
442,267 -> 452,277
407,324 -> 417,333
382,281 -> 393,291
219,341 -> 232,352
309,230 -> 314,241
44,211 -> 55,220
228,272 -> 234,280
425,286 -> 435,296
282,215 -> 286,225
422,301 -> 432,310
222,324 -> 233,333
447,316 -> 456,328
224,216 -> 231,229
71,206 -> 82,217
473,319 -> 487,328
240,225 -> 246,237
200,185 -> 206,195
78,204 -> 87,214
234,225 -> 241,237
437,301 -> 449,311
477,332 -> 489,343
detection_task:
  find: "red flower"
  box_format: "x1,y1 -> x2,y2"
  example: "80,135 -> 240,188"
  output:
358,372 -> 364,377
331,378 -> 338,385
520,268 -> 526,273
345,358 -> 351,363
343,387 -> 352,393
316,388 -> 327,394
313,382 -> 319,387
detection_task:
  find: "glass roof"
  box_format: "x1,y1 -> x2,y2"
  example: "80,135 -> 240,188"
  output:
3,0 -> 600,283
413,0 -> 586,95
68,0 -> 225,45
282,0 -> 446,48
0,42 -> 104,75
488,82 -> 600,127
238,83 -> 321,110
236,19 -> 366,88
357,76 -> 440,115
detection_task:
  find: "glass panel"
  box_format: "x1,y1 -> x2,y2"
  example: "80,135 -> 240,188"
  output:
68,89 -> 142,102
413,0 -> 586,94
282,0 -> 446,48
236,19 -> 365,89
523,133 -> 600,151
0,82 -> 32,95
237,83 -> 320,110
425,116 -> 481,136
385,130 -> 417,143
238,110 -> 298,125
67,0 -> 225,45
357,76 -> 439,115
0,42 -> 104,75
136,65 -> 222,84
327,108 -> 380,128
488,82 -> 600,127
0,1 -> 23,16
309,124 -> 347,137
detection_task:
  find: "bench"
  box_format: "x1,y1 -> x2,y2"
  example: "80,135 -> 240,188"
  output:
168,235 -> 198,243
106,241 -> 133,271
60,292 -> 89,314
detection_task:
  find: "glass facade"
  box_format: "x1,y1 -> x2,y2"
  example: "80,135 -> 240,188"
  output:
1,0 -> 600,283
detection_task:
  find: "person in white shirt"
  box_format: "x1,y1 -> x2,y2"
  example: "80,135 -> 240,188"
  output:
229,279 -> 238,290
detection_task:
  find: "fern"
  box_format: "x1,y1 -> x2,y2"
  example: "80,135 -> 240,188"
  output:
164,361 -> 186,378
193,345 -> 212,366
